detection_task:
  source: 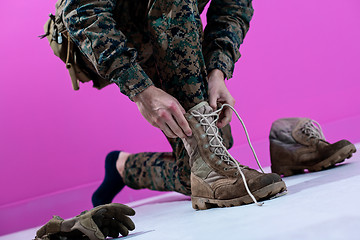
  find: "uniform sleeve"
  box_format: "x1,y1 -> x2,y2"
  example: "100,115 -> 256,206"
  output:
203,0 -> 254,79
63,0 -> 153,100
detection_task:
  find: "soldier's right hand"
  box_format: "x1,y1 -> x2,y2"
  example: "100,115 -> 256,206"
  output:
133,86 -> 192,139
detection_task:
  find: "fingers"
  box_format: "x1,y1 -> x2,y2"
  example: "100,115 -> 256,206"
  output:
98,203 -> 136,231
106,221 -> 130,237
101,227 -> 109,237
101,220 -> 129,238
209,93 -> 218,111
117,222 -> 130,236
155,103 -> 192,139
134,86 -> 192,138
157,119 -> 176,138
207,68 -> 235,127
107,203 -> 136,216
162,115 -> 191,139
95,204 -> 136,238
217,107 -> 232,128
108,228 -> 120,238
114,213 -> 136,231
172,104 -> 192,137
217,97 -> 235,128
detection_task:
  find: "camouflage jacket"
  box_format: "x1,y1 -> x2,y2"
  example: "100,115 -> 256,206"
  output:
63,0 -> 253,100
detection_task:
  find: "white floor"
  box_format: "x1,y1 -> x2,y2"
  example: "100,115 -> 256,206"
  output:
2,143 -> 359,240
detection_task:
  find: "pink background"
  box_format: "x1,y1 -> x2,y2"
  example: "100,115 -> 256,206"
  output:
1,0 -> 359,235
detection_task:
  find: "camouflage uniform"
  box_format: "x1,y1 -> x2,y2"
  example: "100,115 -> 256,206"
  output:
63,0 -> 253,195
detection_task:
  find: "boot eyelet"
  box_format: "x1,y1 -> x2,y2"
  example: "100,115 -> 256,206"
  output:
187,115 -> 193,120
216,160 -> 222,165
234,172 -> 239,176
196,123 -> 201,128
224,167 -> 228,171
203,144 -> 209,149
210,154 -> 215,159
201,134 -> 206,139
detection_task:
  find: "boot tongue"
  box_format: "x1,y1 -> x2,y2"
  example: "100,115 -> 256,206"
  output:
189,102 -> 214,116
189,102 -> 217,124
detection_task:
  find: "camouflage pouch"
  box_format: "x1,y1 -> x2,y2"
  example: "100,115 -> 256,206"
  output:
40,0 -> 112,90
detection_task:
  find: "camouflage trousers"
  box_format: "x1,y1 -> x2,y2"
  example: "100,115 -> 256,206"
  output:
118,0 -> 233,195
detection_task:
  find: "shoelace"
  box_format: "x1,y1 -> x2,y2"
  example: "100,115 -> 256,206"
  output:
301,120 -> 325,140
190,104 -> 265,206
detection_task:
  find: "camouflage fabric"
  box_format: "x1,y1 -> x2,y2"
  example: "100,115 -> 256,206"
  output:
63,0 -> 253,102
124,125 -> 233,195
63,0 -> 252,193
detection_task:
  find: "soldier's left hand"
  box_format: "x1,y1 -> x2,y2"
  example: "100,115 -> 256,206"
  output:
208,69 -> 235,128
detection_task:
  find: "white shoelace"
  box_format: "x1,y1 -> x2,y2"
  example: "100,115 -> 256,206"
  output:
191,104 -> 265,206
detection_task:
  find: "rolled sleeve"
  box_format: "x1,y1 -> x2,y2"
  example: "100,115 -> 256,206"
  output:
206,49 -> 235,79
63,0 -> 153,100
111,63 -> 153,100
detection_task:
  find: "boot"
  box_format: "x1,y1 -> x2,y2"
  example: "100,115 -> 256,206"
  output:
183,102 -> 287,210
270,118 -> 357,177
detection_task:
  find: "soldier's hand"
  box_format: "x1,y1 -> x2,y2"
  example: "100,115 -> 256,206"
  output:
208,69 -> 235,128
133,86 -> 192,138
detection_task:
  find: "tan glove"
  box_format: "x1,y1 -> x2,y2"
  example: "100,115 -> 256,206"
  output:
34,203 -> 135,240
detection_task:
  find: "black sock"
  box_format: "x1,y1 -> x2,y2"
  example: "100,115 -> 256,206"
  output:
92,151 -> 125,207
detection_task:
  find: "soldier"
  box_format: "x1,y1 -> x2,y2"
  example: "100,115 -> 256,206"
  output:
63,0 -> 286,210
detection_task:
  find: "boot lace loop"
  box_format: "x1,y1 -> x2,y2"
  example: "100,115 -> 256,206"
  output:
301,120 -> 325,140
197,113 -> 232,164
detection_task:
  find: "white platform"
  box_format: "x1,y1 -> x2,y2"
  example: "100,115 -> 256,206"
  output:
2,143 -> 359,240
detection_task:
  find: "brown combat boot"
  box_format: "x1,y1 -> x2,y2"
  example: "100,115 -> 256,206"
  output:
270,118 -> 357,177
183,102 -> 287,210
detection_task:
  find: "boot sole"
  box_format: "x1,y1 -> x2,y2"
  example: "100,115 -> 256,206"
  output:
272,144 -> 357,177
191,181 -> 287,210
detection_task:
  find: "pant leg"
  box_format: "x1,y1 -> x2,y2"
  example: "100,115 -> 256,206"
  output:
119,0 -> 234,195
123,127 -> 233,195
124,138 -> 192,195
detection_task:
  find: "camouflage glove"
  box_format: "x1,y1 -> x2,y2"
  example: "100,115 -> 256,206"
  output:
34,203 -> 135,240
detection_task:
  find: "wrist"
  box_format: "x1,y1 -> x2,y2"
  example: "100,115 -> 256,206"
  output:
209,69 -> 225,81
133,85 -> 156,103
